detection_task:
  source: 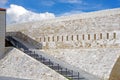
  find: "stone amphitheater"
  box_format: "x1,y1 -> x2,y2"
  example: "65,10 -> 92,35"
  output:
0,8 -> 120,80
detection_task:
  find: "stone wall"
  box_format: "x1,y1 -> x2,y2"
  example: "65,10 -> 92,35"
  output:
41,48 -> 120,80
6,8 -> 120,80
7,8 -> 120,49
39,31 -> 120,49
0,9 -> 6,58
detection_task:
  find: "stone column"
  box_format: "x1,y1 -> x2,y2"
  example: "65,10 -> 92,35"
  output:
0,8 -> 6,59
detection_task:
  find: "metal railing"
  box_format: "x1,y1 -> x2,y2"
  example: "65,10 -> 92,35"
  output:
6,36 -> 86,80
26,51 -> 85,80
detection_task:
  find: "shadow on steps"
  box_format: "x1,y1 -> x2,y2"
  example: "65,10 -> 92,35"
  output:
6,31 -> 42,49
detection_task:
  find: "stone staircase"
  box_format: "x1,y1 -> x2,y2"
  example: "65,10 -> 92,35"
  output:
6,36 -> 100,80
26,50 -> 85,80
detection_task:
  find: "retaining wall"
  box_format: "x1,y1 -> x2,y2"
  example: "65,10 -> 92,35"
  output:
7,8 -> 120,49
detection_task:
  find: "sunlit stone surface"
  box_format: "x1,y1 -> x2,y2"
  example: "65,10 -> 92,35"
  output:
6,8 -> 120,80
0,48 -> 67,80
7,8 -> 120,49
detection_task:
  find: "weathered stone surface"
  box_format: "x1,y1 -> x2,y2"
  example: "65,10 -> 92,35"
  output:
0,47 -> 67,80
41,48 -> 120,80
6,8 -> 120,80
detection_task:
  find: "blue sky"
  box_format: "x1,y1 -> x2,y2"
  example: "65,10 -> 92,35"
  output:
1,0 -> 120,16
0,0 -> 120,24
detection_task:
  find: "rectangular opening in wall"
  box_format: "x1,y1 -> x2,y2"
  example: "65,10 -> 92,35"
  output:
88,34 -> 90,40
52,36 -> 54,41
48,37 -> 50,42
62,36 -> 63,41
66,35 -> 68,41
57,36 -> 59,41
100,33 -> 102,39
40,37 -> 41,42
94,34 -> 96,40
113,33 -> 116,39
71,35 -> 73,41
107,33 -> 109,39
82,34 -> 84,40
77,35 -> 79,40
44,37 -> 46,42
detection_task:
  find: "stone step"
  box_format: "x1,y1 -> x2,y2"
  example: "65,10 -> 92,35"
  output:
6,36 -> 100,80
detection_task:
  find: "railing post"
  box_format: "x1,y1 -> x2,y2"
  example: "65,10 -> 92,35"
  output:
78,72 -> 79,80
60,67 -> 62,74
40,55 -> 42,60
71,70 -> 73,79
51,62 -> 53,68
34,51 -> 35,54
57,64 -> 59,71
66,68 -> 67,76
49,59 -> 50,65
6,37 -> 86,80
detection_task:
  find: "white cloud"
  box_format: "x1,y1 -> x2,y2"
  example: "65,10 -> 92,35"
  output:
7,4 -> 55,24
61,10 -> 83,16
60,0 -> 82,4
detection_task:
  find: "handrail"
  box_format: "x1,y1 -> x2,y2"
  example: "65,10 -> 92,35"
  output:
6,36 -> 99,80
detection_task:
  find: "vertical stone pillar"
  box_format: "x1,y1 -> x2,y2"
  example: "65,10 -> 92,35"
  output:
0,8 -> 6,59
